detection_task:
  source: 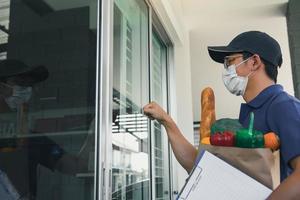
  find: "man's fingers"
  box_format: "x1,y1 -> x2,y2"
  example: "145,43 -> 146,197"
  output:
143,102 -> 160,121
144,111 -> 155,120
143,110 -> 153,118
143,111 -> 154,120
143,106 -> 154,120
143,107 -> 149,115
143,103 -> 153,113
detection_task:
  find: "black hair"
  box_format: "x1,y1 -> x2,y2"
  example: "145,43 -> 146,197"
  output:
242,52 -> 278,83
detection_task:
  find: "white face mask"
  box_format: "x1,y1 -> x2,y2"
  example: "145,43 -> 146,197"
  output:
222,57 -> 252,96
4,85 -> 32,109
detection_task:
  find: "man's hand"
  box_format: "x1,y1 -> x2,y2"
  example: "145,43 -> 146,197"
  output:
143,101 -> 197,172
267,155 -> 300,199
143,102 -> 169,124
290,155 -> 300,172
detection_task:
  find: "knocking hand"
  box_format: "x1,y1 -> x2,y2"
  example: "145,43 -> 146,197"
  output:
143,101 -> 169,124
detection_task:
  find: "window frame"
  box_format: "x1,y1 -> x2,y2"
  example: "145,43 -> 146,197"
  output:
149,9 -> 173,200
99,0 -> 175,199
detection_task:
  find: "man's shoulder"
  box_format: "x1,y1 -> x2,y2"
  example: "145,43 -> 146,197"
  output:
268,90 -> 300,112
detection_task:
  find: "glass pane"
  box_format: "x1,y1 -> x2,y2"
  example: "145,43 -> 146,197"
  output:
0,0 -> 97,199
112,0 -> 149,199
151,32 -> 170,200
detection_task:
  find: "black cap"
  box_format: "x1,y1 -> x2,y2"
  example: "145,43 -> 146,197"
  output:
208,31 -> 283,67
0,59 -> 49,85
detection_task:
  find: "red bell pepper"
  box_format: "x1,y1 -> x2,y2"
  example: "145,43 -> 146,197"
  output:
210,131 -> 235,147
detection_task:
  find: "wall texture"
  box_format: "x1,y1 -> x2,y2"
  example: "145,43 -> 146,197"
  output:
287,0 -> 300,98
182,0 -> 294,121
150,0 -> 194,194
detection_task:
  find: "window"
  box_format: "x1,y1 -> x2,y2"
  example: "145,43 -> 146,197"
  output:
0,0 -> 9,59
151,31 -> 170,200
112,0 -> 149,199
111,0 -> 172,199
0,1 -> 98,199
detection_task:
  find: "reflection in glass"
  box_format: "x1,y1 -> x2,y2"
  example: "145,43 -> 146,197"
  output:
112,0 -> 149,199
0,0 -> 9,59
0,0 -> 97,199
151,32 -> 170,200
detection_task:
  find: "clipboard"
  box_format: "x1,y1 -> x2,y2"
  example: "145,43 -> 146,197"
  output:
177,150 -> 272,200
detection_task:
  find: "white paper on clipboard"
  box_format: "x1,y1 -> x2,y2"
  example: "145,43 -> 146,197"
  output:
177,150 -> 272,200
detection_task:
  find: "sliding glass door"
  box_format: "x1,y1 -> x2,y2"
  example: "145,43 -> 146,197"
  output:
0,0 -> 98,199
110,0 -> 172,199
151,31 -> 170,200
112,0 -> 149,199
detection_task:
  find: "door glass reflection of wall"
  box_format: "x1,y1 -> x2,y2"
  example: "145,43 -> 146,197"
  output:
112,0 -> 149,199
0,0 -> 98,199
151,31 -> 170,200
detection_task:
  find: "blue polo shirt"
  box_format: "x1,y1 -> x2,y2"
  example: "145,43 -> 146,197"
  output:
239,84 -> 300,181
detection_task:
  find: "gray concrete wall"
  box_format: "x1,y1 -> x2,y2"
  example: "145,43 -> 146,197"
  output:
287,0 -> 300,97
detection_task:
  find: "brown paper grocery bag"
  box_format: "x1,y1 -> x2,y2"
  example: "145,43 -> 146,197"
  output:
197,144 -> 279,189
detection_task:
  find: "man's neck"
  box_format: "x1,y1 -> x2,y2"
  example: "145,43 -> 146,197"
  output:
243,79 -> 275,103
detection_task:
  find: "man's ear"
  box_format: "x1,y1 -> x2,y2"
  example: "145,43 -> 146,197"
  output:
251,54 -> 262,71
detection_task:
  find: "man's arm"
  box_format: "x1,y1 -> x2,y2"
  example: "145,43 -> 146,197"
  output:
55,120 -> 95,175
55,154 -> 88,175
143,102 -> 198,173
267,155 -> 300,200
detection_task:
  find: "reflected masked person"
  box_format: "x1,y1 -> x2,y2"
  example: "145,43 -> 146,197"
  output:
0,59 -> 92,200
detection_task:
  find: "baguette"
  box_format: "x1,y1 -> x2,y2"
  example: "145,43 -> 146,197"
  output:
200,87 -> 216,140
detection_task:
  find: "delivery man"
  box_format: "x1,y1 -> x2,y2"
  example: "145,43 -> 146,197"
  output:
143,31 -> 300,199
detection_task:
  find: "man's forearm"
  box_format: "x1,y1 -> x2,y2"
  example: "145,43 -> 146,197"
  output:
267,170 -> 300,199
161,116 -> 198,173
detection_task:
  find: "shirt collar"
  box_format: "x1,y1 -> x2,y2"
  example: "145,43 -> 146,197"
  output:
244,84 -> 284,108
